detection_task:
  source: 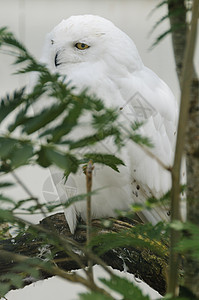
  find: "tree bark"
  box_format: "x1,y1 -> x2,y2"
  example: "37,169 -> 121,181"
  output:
168,0 -> 199,297
183,77 -> 199,297
0,213 -> 168,296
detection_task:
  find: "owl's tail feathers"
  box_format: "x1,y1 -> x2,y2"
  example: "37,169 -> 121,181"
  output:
63,205 -> 77,235
49,166 -> 78,234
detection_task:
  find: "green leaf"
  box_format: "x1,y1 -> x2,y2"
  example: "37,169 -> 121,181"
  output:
22,103 -> 66,135
0,194 -> 15,205
39,101 -> 83,143
130,203 -> 144,212
69,134 -> 104,150
148,1 -> 167,18
151,29 -> 172,49
0,182 -> 14,188
45,147 -> 78,173
0,138 -> 33,168
16,61 -> 46,74
92,108 -> 118,129
10,143 -> 33,167
175,222 -> 199,261
0,87 -> 25,123
12,263 -> 40,279
150,22 -> 186,50
90,225 -> 167,257
84,94 -> 104,112
129,133 -> 153,148
0,282 -> 10,297
132,222 -> 169,243
149,13 -> 174,37
0,27 -> 9,36
79,292 -> 112,300
8,103 -> 29,132
0,137 -> 17,159
0,209 -> 15,222
83,153 -> 125,172
69,128 -> 119,150
37,147 -> 51,168
0,273 -> 23,289
48,188 -> 102,211
100,275 -> 150,300
1,35 -> 27,53
131,121 -> 144,131
12,199 -> 38,213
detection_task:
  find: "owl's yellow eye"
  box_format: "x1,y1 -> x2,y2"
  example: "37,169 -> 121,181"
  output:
75,42 -> 90,50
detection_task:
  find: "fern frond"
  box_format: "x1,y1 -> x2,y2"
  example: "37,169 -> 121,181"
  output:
150,22 -> 186,49
148,1 -> 168,19
1,35 -> 27,54
0,87 -> 26,124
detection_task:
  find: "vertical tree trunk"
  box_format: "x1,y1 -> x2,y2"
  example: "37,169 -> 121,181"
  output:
183,77 -> 199,297
168,0 -> 199,296
168,0 -> 187,79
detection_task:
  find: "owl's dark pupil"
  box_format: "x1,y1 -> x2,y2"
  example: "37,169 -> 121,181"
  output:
81,43 -> 85,48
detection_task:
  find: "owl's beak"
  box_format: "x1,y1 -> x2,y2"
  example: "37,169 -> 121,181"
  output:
55,51 -> 61,67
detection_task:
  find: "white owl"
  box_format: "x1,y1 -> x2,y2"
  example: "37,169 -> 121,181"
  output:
40,15 -> 179,234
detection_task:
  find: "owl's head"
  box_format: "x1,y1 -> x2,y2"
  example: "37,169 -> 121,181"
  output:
41,15 -> 143,75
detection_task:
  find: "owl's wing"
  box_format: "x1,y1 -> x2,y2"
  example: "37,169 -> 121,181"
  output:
118,66 -> 178,223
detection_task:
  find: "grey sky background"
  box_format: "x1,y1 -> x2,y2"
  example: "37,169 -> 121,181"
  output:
0,0 -> 198,299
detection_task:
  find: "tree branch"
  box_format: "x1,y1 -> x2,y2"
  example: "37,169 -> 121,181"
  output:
86,160 -> 94,283
0,213 -> 168,296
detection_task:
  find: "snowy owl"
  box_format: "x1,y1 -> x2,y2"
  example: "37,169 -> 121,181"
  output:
40,15 -> 178,234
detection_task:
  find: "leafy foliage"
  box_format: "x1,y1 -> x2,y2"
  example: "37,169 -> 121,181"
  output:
149,0 -> 188,49
90,222 -> 169,258
100,275 -> 150,300
0,182 -> 14,188
171,221 -> 199,261
82,153 -> 125,172
79,292 -> 112,300
0,27 -> 165,299
80,275 -> 151,300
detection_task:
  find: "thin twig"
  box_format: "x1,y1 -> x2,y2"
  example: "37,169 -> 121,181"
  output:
0,249 -> 114,299
13,214 -> 88,272
140,145 -> 171,172
167,0 -> 199,296
11,170 -> 35,199
11,170 -> 49,219
86,160 -> 94,283
86,160 -> 93,245
12,212 -> 116,279
120,123 -> 171,172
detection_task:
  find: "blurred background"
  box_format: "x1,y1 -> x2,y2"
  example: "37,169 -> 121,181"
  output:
1,0 -> 180,96
0,1 -> 198,299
